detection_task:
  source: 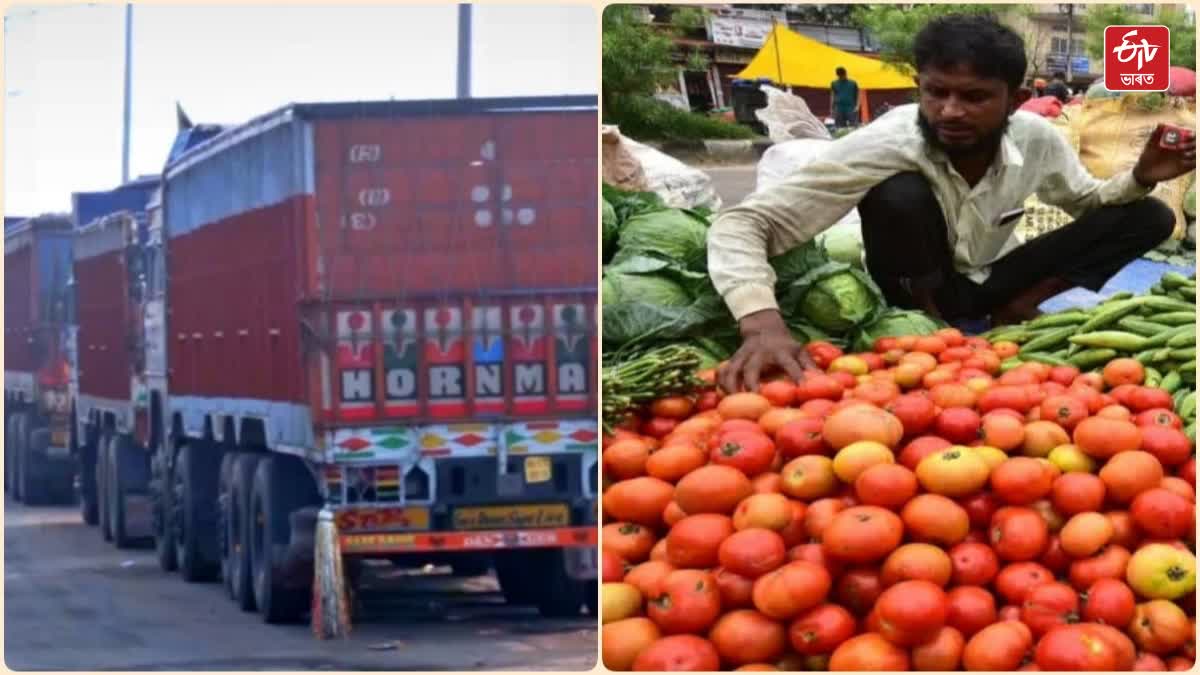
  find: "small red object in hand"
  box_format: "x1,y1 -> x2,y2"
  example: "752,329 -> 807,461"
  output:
1158,124 -> 1194,151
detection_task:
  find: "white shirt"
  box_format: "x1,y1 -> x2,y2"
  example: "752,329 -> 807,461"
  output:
707,104 -> 1155,321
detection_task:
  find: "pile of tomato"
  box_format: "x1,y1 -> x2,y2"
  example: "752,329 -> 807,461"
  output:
600,329 -> 1197,672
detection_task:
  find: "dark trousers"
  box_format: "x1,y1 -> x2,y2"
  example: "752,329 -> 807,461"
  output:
834,108 -> 857,128
858,172 -> 1175,321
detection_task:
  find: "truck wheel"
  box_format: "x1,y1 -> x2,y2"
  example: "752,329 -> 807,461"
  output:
109,435 -> 141,548
97,431 -> 113,540
6,415 -> 19,497
531,550 -> 586,618
249,456 -> 311,623
20,422 -> 51,502
151,443 -> 177,572
494,551 -> 539,605
218,453 -> 237,596
78,431 -> 99,525
451,555 -> 492,577
172,442 -> 222,582
229,453 -> 262,611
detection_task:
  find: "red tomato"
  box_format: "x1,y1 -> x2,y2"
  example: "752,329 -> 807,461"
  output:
990,507 -> 1050,561
788,603 -> 857,655
775,418 -> 829,459
874,580 -> 948,647
898,436 -> 953,471
1139,426 -> 1194,467
1129,387 -> 1175,413
884,393 -> 938,437
1081,578 -> 1136,627
934,407 -> 983,444
710,431 -> 777,478
648,569 -> 722,634
962,621 -> 1033,671
1021,581 -> 1080,637
795,374 -> 845,403
946,585 -> 997,638
959,492 -> 1001,530
1135,408 -> 1185,430
949,542 -> 1000,586
995,562 -> 1055,604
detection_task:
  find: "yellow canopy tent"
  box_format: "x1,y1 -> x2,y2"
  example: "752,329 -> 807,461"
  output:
736,24 -> 916,90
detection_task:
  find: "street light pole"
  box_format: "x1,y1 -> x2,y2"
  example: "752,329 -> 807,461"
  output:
1063,3 -> 1074,84
121,2 -> 132,184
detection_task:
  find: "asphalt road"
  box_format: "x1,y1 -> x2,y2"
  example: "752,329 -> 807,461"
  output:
4,498 -> 596,671
704,164 -> 758,208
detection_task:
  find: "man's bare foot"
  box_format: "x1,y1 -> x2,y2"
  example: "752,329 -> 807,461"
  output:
990,276 -> 1073,327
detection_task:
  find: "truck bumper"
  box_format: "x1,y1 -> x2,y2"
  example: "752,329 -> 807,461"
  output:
338,524 -> 596,556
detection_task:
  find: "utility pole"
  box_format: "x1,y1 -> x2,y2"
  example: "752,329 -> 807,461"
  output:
457,4 -> 471,99
1063,3 -> 1075,84
121,3 -> 132,184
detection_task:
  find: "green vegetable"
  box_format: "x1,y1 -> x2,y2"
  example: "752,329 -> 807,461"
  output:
851,309 -> 943,352
769,241 -> 829,290
602,184 -> 665,224
602,270 -> 690,308
615,208 -> 710,271
816,220 -> 864,269
782,261 -> 883,334
601,344 -> 704,431
1076,298 -> 1145,333
1171,347 -> 1197,361
1116,318 -> 1173,337
1000,357 -> 1025,373
1068,349 -> 1119,369
1143,296 -> 1195,312
1162,271 -> 1193,289
1168,328 -> 1196,348
1068,331 -> 1148,351
1024,353 -> 1072,367
1028,312 -> 1088,329
1159,370 -> 1182,393
1021,327 -> 1077,354
1153,312 -> 1196,326
1145,367 -> 1164,388
602,199 -> 619,263
1102,291 -> 1135,303
1179,392 -> 1196,420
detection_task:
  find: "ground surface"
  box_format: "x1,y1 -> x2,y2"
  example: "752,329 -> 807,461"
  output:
4,498 -> 597,671
704,164 -> 757,208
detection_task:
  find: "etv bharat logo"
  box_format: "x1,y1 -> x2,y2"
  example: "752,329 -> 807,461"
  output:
1104,25 -> 1170,92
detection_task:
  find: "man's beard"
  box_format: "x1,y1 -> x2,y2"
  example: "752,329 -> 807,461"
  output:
917,110 -> 1009,158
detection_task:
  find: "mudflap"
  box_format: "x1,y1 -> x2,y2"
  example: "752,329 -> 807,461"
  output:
281,505 -> 320,590
562,546 -> 597,581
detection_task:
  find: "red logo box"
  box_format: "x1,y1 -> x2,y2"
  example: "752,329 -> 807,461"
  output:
1105,25 -> 1170,92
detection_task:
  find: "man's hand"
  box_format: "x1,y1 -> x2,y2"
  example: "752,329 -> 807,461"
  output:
719,309 -> 818,394
1133,124 -> 1197,187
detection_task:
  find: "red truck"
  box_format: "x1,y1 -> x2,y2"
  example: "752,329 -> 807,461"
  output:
70,95 -> 599,623
5,215 -> 76,505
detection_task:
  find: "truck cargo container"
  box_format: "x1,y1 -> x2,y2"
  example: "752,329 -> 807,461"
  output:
5,214 -> 77,504
72,95 -> 600,624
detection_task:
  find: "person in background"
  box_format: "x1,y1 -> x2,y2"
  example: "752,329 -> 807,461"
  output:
1033,77 -> 1047,97
707,13 -> 1192,393
1045,71 -> 1071,103
830,67 -> 860,128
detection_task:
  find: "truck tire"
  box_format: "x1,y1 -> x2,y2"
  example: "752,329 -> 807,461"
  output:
494,551 -> 539,605
11,413 -> 29,503
109,435 -> 142,548
451,555 -> 492,577
172,441 -> 222,582
228,453 -> 262,611
6,415 -> 19,497
218,453 -> 237,597
97,430 -> 112,540
78,430 -> 99,526
19,425 -> 51,506
531,550 -> 586,618
151,442 -> 177,572
249,456 -> 312,624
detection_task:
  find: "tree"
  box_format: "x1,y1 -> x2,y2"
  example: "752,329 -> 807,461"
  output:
851,4 -> 1006,74
601,5 -> 712,114
1084,4 -> 1195,70
1012,6 -> 1053,81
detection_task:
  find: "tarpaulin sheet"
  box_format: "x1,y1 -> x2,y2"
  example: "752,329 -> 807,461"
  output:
735,24 -> 917,90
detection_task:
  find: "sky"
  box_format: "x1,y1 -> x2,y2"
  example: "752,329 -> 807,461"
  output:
2,3 -> 598,217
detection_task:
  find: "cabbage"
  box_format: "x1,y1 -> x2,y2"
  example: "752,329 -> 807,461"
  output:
851,309 -> 944,352
817,220 -> 864,269
769,240 -> 829,290
782,262 -> 883,333
603,184 -> 665,224
602,271 -> 690,308
616,208 -> 710,271
603,199 -> 619,263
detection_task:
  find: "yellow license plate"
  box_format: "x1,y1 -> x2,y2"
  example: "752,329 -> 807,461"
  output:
335,507 -> 431,533
453,504 -> 569,530
524,456 -> 552,483
50,431 -> 69,448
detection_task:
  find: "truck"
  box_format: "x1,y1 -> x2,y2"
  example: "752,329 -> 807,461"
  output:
69,95 -> 600,624
5,214 -> 77,505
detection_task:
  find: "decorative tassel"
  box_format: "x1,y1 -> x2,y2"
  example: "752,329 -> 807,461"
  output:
311,507 -> 352,639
